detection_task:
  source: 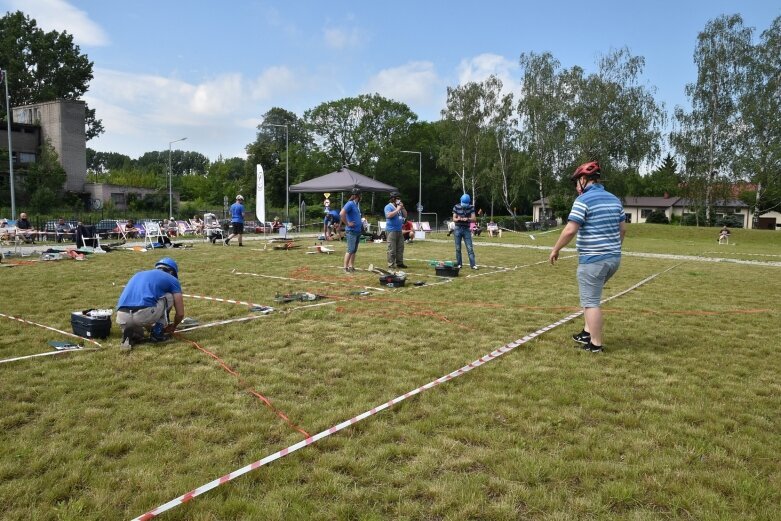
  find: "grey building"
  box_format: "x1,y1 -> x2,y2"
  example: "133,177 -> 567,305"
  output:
11,99 -> 87,192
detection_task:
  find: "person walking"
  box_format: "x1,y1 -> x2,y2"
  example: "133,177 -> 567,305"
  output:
340,188 -> 362,273
224,195 -> 245,246
452,194 -> 478,270
384,191 -> 407,269
549,161 -> 626,353
116,257 -> 185,350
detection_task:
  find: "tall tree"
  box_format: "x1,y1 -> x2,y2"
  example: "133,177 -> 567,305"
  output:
518,52 -> 573,219
645,153 -> 682,196
671,14 -> 753,224
440,81 -> 490,200
304,94 -> 416,177
0,11 -> 103,139
735,15 -> 781,221
570,47 -> 666,194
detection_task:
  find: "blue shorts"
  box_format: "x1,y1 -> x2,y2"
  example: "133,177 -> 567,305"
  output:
345,231 -> 360,254
577,257 -> 621,308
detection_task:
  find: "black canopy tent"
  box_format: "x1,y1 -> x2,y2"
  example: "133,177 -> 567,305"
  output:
288,167 -> 397,193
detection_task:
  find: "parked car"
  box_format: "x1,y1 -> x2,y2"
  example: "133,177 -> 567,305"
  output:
246,220 -> 274,233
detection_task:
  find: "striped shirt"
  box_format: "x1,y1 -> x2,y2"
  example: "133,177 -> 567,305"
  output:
567,183 -> 625,264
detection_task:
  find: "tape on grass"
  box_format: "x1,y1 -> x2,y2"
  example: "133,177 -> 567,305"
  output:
132,264 -> 679,520
0,311 -> 102,364
232,268 -> 385,292
177,300 -> 336,332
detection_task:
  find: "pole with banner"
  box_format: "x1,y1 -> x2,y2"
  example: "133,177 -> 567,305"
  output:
256,164 -> 265,225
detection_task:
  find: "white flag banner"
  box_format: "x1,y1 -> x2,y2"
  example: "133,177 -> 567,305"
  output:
256,164 -> 265,223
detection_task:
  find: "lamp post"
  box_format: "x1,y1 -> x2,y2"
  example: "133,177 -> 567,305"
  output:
261,123 -> 289,227
1,68 -> 15,219
168,137 -> 187,218
401,150 -> 422,225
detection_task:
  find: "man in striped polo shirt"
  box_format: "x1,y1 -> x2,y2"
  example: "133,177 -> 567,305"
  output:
549,161 -> 626,353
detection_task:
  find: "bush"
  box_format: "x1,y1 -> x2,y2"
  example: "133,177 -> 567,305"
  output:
645,210 -> 669,224
716,214 -> 744,228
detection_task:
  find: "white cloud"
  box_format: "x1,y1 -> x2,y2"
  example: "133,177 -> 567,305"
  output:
456,53 -> 521,100
364,61 -> 445,120
249,66 -> 298,101
8,0 -> 109,46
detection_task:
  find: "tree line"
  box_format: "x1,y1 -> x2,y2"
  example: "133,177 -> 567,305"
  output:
2,10 -> 779,224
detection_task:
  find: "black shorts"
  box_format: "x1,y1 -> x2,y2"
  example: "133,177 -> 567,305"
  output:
232,222 -> 244,234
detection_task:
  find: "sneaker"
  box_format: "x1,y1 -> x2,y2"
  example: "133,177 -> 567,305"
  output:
238,244 -> 243,247
582,342 -> 603,353
119,336 -> 133,351
397,264 -> 408,269
344,267 -> 351,274
224,238 -> 230,245
150,323 -> 169,342
210,236 -> 216,244
572,330 -> 591,344
471,265 -> 478,270
348,266 -> 355,272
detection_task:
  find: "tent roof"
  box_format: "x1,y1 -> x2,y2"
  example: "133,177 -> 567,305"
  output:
289,167 -> 397,193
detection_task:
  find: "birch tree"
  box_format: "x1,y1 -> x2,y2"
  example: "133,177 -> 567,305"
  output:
671,14 -> 753,224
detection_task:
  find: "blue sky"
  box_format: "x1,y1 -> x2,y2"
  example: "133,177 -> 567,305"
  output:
4,0 -> 779,162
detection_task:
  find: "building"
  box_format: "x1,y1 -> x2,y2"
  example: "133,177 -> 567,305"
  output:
11,99 -> 87,192
532,195 -> 777,229
2,99 -> 177,211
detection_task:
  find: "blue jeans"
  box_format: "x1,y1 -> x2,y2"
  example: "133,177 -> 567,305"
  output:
454,226 -> 475,268
577,257 -> 621,307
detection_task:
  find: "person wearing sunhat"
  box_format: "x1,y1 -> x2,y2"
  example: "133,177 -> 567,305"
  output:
116,257 -> 185,349
384,191 -> 408,269
224,194 -> 245,246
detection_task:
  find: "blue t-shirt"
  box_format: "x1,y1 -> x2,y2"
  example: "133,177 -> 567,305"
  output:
117,269 -> 182,309
230,202 -> 245,224
324,209 -> 340,225
452,204 -> 475,227
342,199 -> 362,233
384,202 -> 403,232
567,184 -> 625,264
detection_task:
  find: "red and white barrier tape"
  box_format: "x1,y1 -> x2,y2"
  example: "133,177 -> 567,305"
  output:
132,264 -> 678,520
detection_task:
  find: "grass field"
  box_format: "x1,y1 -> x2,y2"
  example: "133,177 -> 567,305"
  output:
1,224 -> 780,520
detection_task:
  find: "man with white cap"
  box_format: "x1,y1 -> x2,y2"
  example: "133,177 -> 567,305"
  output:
225,194 -> 245,246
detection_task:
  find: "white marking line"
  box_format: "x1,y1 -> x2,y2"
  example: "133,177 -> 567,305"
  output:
177,301 -> 336,332
132,264 -> 678,520
0,312 -> 103,364
183,294 -> 268,308
232,269 -> 385,292
0,347 -> 100,364
701,251 -> 781,258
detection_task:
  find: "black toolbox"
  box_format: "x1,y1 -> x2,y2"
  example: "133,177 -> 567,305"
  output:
71,310 -> 112,339
434,265 -> 460,277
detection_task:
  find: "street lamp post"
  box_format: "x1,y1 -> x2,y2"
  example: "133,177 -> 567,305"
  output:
168,137 -> 187,218
401,150 -> 422,225
261,123 -> 289,227
2,68 -> 15,219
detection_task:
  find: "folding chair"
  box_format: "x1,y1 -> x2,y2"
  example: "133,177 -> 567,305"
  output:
143,221 -> 167,249
74,224 -> 104,251
203,213 -> 225,245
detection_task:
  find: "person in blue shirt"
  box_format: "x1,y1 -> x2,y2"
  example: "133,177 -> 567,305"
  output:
549,161 -> 626,353
224,194 -> 245,246
116,257 -> 185,349
384,191 -> 408,269
452,194 -> 478,270
339,188 -> 362,273
323,207 -> 342,241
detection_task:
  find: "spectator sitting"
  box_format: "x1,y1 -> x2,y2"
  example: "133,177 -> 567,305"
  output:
487,221 -> 502,238
163,218 -> 177,237
55,218 -> 73,242
125,219 -> 140,239
271,216 -> 283,230
16,212 -> 36,243
718,226 -> 731,244
192,215 -> 204,234
402,218 -> 414,243
470,221 -> 483,237
0,219 -> 9,241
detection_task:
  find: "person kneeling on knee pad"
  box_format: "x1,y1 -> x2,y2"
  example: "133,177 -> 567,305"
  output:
115,257 -> 185,349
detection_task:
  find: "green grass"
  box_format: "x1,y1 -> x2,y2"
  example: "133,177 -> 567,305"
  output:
1,224 -> 780,520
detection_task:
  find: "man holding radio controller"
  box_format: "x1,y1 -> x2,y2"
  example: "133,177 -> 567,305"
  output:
384,191 -> 408,269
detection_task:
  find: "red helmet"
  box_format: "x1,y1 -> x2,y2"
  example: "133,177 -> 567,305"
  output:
571,161 -> 601,180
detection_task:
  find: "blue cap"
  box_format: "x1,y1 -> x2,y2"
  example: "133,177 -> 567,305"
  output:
460,194 -> 471,205
155,257 -> 179,278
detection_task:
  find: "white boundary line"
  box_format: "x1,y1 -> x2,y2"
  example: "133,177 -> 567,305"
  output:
232,269 -> 386,292
177,301 -> 336,332
132,264 -> 679,520
1,347 -> 100,364
0,311 -> 103,364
